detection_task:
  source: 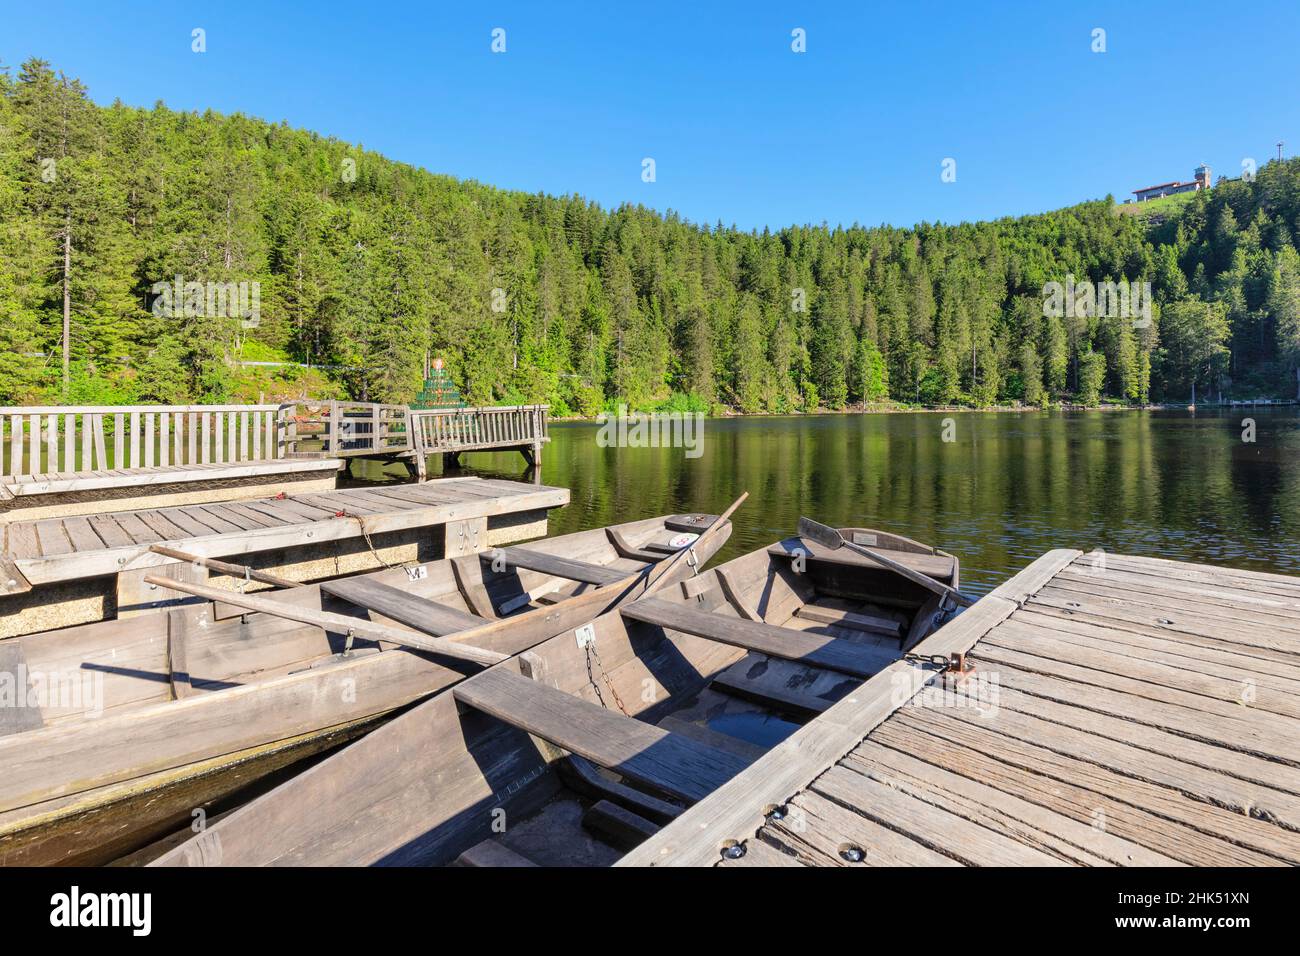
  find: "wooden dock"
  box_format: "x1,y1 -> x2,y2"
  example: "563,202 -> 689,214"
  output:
620,549 -> 1300,867
1,476 -> 569,636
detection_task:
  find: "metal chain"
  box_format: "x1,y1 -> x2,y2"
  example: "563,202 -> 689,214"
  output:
334,509 -> 405,570
902,652 -> 953,670
584,642 -> 630,716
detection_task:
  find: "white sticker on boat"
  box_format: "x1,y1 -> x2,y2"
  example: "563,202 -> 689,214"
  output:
405,565 -> 428,581
669,533 -> 699,549
575,623 -> 596,648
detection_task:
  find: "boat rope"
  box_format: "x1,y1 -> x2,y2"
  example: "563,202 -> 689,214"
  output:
584,642 -> 629,716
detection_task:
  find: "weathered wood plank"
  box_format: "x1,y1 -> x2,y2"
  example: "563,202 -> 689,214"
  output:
846,741 -> 1181,866
488,546 -> 627,586
758,789 -> 960,867
811,765 -> 1066,866
871,715 -> 1275,866
623,596 -> 899,679
320,576 -> 484,636
897,708 -> 1300,864
453,668 -> 748,802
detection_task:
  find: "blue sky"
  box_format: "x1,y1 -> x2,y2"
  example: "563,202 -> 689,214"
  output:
3,1 -> 1297,230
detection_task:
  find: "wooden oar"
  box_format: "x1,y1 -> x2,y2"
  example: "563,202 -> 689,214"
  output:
643,493 -> 748,596
148,544 -> 302,589
141,575 -> 508,666
796,516 -> 975,608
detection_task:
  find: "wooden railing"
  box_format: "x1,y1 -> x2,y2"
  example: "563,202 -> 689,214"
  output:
411,405 -> 548,454
281,401 -> 411,457
1,405 -> 284,477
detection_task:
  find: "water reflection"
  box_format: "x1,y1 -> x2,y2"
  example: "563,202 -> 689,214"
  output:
352,409 -> 1300,593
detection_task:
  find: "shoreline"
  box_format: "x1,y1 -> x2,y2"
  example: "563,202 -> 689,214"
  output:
547,399 -> 1299,424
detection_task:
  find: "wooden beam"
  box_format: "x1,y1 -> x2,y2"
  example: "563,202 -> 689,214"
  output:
453,668 -> 748,802
621,597 -> 899,679
143,575 -> 507,666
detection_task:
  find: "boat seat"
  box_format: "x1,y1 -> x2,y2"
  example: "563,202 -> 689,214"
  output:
482,546 -> 629,586
621,597 -> 898,679
767,537 -> 956,580
320,576 -> 484,636
454,668 -> 748,802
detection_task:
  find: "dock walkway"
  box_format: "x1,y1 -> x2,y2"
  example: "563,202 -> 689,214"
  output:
1,476 -> 568,635
620,549 -> 1300,867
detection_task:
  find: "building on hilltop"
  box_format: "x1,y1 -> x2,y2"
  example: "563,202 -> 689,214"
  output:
1131,164 -> 1212,202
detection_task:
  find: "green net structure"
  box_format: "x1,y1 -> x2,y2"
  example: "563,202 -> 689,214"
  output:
412,366 -> 467,410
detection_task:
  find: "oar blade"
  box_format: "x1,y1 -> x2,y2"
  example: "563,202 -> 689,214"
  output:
796,516 -> 844,550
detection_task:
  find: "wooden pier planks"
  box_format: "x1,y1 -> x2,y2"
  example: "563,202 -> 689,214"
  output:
620,548 -> 1300,867
4,477 -> 569,585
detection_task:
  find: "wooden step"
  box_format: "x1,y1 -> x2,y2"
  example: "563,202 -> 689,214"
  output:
454,839 -> 538,867
559,755 -> 684,824
453,669 -> 748,802
793,604 -> 903,638
484,547 -> 628,586
582,799 -> 661,850
621,597 -> 899,679
321,576 -> 484,636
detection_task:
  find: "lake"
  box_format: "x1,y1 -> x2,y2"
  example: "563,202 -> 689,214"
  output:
417,408 -> 1300,596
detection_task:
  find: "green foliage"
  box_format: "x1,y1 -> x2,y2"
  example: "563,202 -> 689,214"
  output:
4,59 -> 1300,412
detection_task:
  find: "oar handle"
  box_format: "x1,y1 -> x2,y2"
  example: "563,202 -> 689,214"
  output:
841,540 -> 975,608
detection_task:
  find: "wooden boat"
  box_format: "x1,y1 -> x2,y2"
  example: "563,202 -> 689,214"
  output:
151,526 -> 959,867
0,512 -> 731,865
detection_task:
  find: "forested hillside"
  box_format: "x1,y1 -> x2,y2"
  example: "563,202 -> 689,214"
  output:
2,58 -> 1299,412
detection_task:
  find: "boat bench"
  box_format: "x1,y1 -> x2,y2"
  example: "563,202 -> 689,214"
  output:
0,458 -> 342,523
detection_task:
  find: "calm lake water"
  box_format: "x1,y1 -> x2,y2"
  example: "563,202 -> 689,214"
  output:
416,408 -> 1300,595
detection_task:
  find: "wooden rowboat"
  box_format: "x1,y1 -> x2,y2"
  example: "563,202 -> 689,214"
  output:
0,512 -> 731,865
151,526 -> 958,866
